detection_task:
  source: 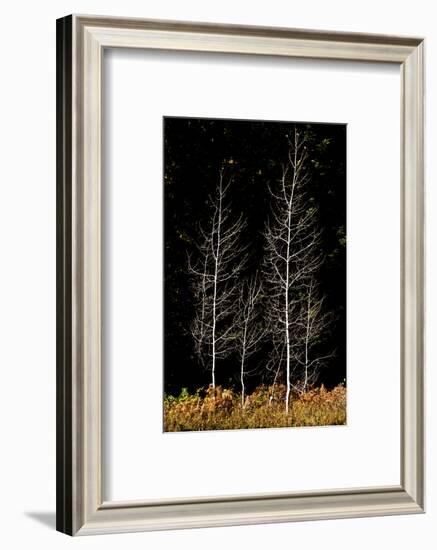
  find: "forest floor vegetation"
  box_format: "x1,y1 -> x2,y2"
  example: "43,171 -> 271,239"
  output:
164,383 -> 346,431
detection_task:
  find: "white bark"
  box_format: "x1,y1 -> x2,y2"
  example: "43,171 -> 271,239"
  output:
188,167 -> 247,388
294,276 -> 334,393
263,128 -> 322,413
236,274 -> 264,407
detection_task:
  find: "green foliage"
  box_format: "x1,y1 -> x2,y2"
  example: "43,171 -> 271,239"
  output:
164,384 -> 346,432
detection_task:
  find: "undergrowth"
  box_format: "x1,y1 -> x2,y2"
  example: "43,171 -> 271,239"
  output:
164,384 -> 346,431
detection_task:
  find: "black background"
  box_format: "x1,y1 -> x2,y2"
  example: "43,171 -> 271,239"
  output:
164,117 -> 346,396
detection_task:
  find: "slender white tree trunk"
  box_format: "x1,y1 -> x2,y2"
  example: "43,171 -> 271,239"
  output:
303,283 -> 312,393
211,176 -> 223,388
189,168 -> 247,388
285,159 -> 297,414
240,352 -> 246,407
197,252 -> 209,362
284,273 -> 291,413
240,322 -> 248,407
237,274 -> 263,408
264,129 -> 325,412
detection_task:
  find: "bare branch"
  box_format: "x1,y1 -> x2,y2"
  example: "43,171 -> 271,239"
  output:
263,127 -> 326,412
187,167 -> 247,388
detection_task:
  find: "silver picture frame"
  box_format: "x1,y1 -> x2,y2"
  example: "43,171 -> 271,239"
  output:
56,14 -> 425,535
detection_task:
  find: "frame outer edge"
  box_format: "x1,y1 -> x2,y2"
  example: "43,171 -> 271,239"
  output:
57,14 -> 426,535
401,41 -> 425,510
73,13 -> 423,47
56,14 -> 74,536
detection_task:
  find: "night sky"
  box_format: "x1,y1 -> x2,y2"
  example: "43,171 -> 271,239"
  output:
164,117 -> 346,395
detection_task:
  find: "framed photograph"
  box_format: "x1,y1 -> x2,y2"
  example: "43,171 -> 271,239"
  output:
56,15 -> 424,535
163,116 -> 346,432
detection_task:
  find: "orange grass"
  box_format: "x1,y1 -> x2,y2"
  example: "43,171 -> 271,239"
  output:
164,383 -> 346,432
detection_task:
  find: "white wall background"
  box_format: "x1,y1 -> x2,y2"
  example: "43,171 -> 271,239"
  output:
0,1 -> 434,548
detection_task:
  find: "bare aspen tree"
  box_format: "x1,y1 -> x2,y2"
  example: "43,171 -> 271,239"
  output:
188,167 -> 247,388
263,128 -> 322,413
294,277 -> 334,393
236,274 -> 264,407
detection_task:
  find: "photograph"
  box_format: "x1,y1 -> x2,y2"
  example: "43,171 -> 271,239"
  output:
163,117 -> 346,432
